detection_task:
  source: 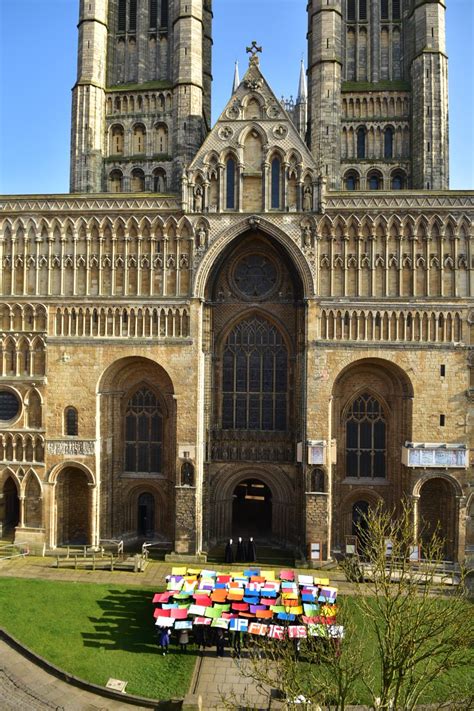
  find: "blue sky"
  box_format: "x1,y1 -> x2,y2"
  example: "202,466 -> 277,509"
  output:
0,0 -> 472,194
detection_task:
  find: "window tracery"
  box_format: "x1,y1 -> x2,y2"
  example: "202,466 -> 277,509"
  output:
125,387 -> 163,473
222,317 -> 288,431
345,392 -> 386,478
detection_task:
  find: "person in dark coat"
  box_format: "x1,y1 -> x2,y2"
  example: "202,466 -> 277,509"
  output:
224,538 -> 234,564
246,536 -> 257,562
236,536 -> 245,562
216,628 -> 226,657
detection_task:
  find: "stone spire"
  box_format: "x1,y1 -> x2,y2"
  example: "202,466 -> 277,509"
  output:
297,59 -> 307,104
232,61 -> 240,94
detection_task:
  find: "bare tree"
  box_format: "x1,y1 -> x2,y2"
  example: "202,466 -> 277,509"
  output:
222,501 -> 474,710
343,501 -> 474,710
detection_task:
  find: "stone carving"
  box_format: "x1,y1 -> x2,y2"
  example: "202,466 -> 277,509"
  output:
194,186 -> 203,213
196,226 -> 207,249
273,124 -> 287,139
303,187 -> 312,212
218,126 -> 233,140
47,440 -> 95,455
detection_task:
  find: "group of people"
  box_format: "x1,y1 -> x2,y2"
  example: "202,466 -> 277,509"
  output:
157,622 -> 234,657
224,536 -> 257,564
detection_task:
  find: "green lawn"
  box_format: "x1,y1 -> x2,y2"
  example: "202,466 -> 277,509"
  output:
0,578 -> 195,700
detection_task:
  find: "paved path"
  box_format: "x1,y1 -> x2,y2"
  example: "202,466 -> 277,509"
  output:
190,650 -> 276,710
0,639 -> 152,711
0,555 -> 352,592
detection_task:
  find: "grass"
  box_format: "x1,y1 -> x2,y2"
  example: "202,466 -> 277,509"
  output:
0,578 -> 195,700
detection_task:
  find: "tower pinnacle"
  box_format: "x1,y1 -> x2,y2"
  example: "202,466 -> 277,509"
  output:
232,61 -> 240,94
297,59 -> 307,104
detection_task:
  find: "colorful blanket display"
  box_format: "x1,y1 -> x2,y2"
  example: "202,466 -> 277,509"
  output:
152,568 -> 343,640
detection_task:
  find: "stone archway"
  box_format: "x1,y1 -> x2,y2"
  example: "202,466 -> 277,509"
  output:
1,476 -> 20,535
232,479 -> 272,538
210,465 -> 294,546
419,477 -> 457,560
97,356 -> 176,542
331,358 -> 414,549
56,466 -> 91,545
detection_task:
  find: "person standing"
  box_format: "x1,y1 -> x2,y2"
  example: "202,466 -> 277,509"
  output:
159,627 -> 170,656
178,628 -> 189,652
236,537 -> 245,562
224,538 -> 234,564
216,628 -> 226,657
246,536 -> 257,562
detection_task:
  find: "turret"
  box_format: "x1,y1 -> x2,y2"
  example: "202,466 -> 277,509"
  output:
172,0 -> 208,180
408,0 -> 449,189
70,0 -> 109,193
307,0 -> 343,189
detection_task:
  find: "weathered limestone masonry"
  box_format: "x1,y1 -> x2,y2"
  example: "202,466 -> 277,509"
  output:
71,0 -> 212,194
0,0 -> 472,564
0,187 -> 472,560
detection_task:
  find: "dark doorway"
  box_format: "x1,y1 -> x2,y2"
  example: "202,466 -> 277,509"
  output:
232,479 -> 272,538
419,478 -> 456,560
56,467 -> 90,545
2,477 -> 20,533
137,492 -> 155,537
352,500 -> 369,538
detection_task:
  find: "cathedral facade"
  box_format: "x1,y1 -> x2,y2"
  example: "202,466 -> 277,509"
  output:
0,0 -> 472,563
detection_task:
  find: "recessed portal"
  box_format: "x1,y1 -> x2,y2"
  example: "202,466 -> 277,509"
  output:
56,467 -> 90,545
352,500 -> 370,538
137,492 -> 155,537
232,479 -> 272,538
419,477 -> 456,559
2,477 -> 20,533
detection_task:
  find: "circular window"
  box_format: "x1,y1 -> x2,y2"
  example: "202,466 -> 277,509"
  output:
0,391 -> 20,421
233,254 -> 278,299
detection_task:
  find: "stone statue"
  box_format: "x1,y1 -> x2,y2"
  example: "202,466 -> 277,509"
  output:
194,187 -> 203,212
197,226 -> 207,249
303,186 -> 312,212
303,224 -> 312,247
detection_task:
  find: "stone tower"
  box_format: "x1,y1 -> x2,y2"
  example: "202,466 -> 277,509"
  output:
307,0 -> 449,191
70,0 -> 212,194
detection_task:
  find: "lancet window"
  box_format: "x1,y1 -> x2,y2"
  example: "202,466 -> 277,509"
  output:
345,393 -> 386,478
125,387 -> 163,473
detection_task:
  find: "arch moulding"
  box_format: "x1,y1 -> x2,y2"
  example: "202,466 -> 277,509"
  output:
48,461 -> 96,486
193,216 -> 315,300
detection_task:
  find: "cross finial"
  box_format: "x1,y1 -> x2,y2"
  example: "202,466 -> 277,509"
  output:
246,40 -> 262,65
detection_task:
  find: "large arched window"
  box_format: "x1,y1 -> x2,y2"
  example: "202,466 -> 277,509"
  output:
132,124 -> 146,154
110,125 -> 124,155
271,157 -> 281,209
346,392 -> 386,478
357,127 -> 366,159
109,169 -> 123,193
222,317 -> 288,431
384,126 -> 394,158
226,157 -> 236,209
125,387 -> 163,473
368,170 -> 383,190
344,170 -> 359,191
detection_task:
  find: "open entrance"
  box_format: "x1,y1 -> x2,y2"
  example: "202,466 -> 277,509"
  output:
419,477 -> 456,560
137,492 -> 155,537
56,467 -> 90,545
232,479 -> 272,538
2,477 -> 20,535
352,500 -> 369,538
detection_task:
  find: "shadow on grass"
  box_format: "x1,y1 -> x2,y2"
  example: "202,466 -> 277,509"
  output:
82,588 -> 171,654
